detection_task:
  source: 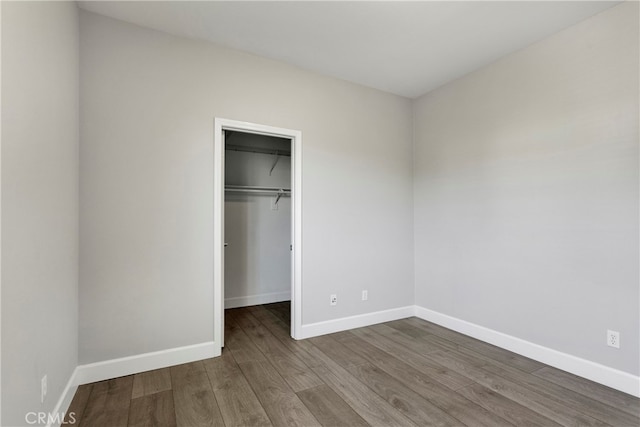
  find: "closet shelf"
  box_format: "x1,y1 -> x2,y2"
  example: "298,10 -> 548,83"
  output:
225,143 -> 291,157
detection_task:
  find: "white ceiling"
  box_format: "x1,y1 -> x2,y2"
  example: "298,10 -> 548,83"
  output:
78,1 -> 620,98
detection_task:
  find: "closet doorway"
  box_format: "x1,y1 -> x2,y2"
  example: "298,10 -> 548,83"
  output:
214,119 -> 302,354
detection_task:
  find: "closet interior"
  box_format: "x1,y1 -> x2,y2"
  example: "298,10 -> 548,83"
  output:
224,130 -> 292,310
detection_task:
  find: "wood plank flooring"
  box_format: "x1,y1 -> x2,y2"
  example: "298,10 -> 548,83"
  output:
66,302 -> 640,426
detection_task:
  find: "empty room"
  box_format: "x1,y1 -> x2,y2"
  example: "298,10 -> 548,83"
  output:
1,1 -> 639,426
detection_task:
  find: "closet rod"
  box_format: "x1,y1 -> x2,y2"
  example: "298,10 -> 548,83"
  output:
225,185 -> 291,194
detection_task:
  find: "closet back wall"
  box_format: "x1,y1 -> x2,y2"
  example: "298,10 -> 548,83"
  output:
79,11 -> 414,364
225,136 -> 292,309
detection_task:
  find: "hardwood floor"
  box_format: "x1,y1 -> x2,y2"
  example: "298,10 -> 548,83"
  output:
66,302 -> 640,426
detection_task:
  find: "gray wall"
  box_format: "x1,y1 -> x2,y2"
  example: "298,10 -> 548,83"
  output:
1,2 -> 79,425
413,2 -> 639,375
79,11 -> 414,364
225,136 -> 292,308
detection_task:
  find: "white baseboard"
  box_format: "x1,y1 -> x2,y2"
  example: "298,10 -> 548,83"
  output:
414,306 -> 640,398
298,305 -> 415,340
46,304 -> 638,427
47,369 -> 79,427
74,341 -> 219,386
47,342 -> 218,426
225,291 -> 290,309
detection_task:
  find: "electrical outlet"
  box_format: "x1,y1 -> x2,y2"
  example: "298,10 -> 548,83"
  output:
607,330 -> 620,348
362,290 -> 368,301
330,294 -> 337,306
41,374 -> 47,403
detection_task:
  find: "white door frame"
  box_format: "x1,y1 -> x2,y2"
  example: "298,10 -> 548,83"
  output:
214,118 -> 303,354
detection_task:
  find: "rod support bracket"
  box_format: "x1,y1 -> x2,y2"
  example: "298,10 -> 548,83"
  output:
269,151 -> 280,176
